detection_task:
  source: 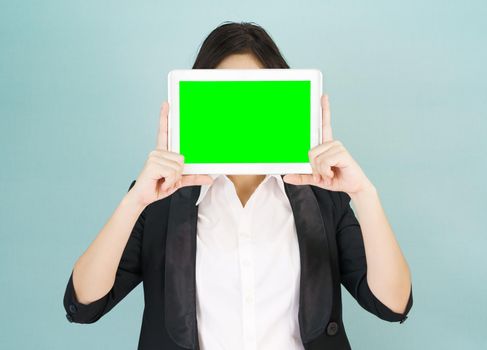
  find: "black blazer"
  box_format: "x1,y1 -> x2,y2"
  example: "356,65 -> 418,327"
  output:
63,176 -> 413,350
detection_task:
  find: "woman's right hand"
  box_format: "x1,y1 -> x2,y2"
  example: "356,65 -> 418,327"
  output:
129,101 -> 214,207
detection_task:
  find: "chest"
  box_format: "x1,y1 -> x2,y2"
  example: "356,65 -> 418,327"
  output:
195,192 -> 301,299
194,187 -> 303,349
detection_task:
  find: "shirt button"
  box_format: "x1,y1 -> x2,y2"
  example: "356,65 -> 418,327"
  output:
326,321 -> 339,336
69,304 -> 78,313
242,258 -> 250,267
245,295 -> 253,303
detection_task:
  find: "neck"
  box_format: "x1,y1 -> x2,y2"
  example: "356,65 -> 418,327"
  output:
226,174 -> 266,207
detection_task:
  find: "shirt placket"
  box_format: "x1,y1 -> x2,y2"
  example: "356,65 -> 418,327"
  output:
237,203 -> 257,350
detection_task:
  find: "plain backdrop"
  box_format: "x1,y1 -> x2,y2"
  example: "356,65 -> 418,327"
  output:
1,1 -> 486,349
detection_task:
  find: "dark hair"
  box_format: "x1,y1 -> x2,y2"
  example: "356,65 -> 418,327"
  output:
192,21 -> 290,69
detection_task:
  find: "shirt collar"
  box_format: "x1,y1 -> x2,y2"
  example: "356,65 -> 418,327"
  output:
195,174 -> 286,206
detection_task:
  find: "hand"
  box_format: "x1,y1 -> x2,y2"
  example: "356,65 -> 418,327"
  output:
282,94 -> 374,196
129,101 -> 214,206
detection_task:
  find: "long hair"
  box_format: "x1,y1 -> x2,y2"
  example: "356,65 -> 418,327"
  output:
192,21 -> 290,69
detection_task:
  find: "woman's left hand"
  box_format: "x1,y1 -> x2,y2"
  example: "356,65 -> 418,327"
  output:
283,94 -> 375,196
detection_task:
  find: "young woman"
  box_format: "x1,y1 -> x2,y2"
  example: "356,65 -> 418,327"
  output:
63,21 -> 413,350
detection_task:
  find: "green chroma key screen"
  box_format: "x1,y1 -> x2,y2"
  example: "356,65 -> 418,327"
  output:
179,80 -> 311,163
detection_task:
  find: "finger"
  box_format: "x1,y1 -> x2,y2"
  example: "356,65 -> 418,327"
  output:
157,177 -> 179,194
156,101 -> 169,150
308,149 -> 320,181
150,156 -> 182,175
313,172 -> 321,183
316,158 -> 334,178
321,94 -> 333,143
283,173 -> 335,188
161,179 -> 185,194
316,151 -> 346,177
148,154 -> 183,190
179,174 -> 214,188
308,141 -> 338,178
157,166 -> 181,191
160,179 -> 181,193
308,148 -> 319,182
149,149 -> 184,165
282,174 -> 316,185
314,147 -> 344,178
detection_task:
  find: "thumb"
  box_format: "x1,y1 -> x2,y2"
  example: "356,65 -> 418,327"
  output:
180,175 -> 214,188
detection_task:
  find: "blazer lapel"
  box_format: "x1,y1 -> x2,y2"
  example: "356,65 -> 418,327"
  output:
164,185 -> 200,350
164,178 -> 334,349
281,177 -> 334,343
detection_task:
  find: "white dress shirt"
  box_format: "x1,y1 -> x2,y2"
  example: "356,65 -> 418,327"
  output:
195,173 -> 305,350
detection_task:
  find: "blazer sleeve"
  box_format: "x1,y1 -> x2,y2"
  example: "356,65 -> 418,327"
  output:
63,179 -> 145,324
335,190 -> 413,323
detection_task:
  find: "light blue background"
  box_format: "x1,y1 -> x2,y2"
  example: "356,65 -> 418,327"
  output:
1,1 -> 486,349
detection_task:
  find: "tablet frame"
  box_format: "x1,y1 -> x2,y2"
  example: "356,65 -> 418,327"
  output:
167,68 -> 322,175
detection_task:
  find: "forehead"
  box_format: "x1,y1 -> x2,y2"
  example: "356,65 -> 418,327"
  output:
216,52 -> 264,69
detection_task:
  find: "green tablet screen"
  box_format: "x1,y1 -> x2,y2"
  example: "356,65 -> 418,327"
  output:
179,80 -> 311,163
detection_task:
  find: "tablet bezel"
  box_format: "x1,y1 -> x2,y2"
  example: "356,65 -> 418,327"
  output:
167,68 -> 322,175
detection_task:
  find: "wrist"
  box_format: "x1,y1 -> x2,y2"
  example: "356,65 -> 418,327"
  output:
122,191 -> 147,213
348,180 -> 377,202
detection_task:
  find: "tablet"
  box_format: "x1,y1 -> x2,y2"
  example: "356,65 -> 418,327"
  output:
167,68 -> 322,175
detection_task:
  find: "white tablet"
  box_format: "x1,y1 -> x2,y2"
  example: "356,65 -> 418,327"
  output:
167,68 -> 322,175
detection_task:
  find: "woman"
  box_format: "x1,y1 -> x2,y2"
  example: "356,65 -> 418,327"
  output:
63,21 -> 413,350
